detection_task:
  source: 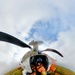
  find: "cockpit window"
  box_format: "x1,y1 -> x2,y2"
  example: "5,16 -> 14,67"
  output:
30,55 -> 49,70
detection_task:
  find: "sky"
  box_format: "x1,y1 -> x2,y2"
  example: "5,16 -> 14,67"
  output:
0,0 -> 75,75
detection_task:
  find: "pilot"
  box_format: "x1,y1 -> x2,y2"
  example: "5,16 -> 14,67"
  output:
36,58 -> 47,75
30,65 -> 36,75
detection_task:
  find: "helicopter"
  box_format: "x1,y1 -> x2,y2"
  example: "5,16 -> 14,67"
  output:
0,31 -> 63,75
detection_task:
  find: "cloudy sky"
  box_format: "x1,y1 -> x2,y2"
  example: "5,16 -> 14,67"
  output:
0,0 -> 75,75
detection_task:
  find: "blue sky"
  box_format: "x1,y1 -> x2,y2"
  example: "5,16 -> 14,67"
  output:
25,9 -> 75,48
0,0 -> 75,75
25,17 -> 71,43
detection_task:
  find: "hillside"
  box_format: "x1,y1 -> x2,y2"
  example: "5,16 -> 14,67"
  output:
5,67 -> 23,75
5,65 -> 75,75
53,65 -> 75,75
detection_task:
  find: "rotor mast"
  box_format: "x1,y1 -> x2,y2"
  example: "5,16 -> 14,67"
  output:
29,40 -> 43,51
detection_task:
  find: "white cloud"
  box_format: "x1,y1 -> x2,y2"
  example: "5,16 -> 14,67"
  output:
50,28 -> 75,71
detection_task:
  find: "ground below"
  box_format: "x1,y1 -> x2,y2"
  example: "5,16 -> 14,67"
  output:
5,65 -> 75,75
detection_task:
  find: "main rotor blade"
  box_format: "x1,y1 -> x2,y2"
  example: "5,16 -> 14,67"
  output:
41,48 -> 63,57
0,31 -> 31,49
